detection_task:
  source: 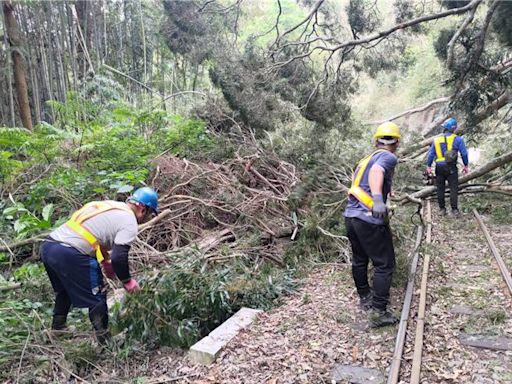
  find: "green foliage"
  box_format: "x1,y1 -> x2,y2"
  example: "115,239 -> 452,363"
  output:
114,259 -> 295,347
164,116 -> 214,157
13,263 -> 46,281
81,74 -> 125,105
347,0 -> 381,37
2,200 -> 56,239
0,126 -> 63,183
393,0 -> 423,33
46,92 -> 105,134
440,0 -> 471,9
0,287 -> 51,381
5,97 -> 213,226
434,28 -> 455,60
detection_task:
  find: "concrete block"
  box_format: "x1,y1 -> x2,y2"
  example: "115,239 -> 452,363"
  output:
460,334 -> 512,351
332,365 -> 384,384
450,304 -> 479,315
189,307 -> 262,365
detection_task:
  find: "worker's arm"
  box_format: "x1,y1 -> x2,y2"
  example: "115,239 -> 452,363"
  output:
369,164 -> 384,195
426,144 -> 436,168
111,244 -> 140,292
457,137 -> 469,166
369,164 -> 387,219
111,244 -> 131,283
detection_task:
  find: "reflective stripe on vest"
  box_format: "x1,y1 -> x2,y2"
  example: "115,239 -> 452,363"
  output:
434,134 -> 456,162
65,201 -> 134,263
348,149 -> 387,210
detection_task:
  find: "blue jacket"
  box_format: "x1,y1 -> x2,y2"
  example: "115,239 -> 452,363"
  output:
427,133 -> 468,167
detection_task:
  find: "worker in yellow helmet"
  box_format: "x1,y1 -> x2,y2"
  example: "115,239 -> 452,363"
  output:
344,122 -> 400,328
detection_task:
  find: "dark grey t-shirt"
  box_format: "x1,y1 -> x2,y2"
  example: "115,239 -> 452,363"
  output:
50,201 -> 138,255
344,150 -> 398,225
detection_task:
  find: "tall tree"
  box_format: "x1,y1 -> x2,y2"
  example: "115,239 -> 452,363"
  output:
2,0 -> 32,129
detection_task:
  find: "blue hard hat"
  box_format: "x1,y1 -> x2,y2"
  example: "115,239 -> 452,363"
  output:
130,187 -> 159,214
442,117 -> 457,132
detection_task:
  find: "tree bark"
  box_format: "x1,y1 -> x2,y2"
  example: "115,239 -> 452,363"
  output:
2,8 -> 16,127
3,0 -> 32,130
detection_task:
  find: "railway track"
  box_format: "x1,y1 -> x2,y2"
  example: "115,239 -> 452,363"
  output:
386,200 -> 512,384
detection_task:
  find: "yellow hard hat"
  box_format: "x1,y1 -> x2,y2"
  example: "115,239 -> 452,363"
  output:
373,122 -> 401,139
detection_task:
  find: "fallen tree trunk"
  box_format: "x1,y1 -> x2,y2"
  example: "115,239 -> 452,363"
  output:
399,150 -> 512,202
458,184 -> 512,196
399,90 -> 511,157
365,97 -> 450,125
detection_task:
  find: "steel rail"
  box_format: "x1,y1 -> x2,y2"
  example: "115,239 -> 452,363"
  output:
387,215 -> 425,384
410,200 -> 432,383
473,209 -> 512,296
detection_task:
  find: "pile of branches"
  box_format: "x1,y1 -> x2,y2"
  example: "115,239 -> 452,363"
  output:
114,146 -> 308,347
130,149 -> 300,273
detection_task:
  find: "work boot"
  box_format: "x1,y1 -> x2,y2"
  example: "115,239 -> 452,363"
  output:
89,301 -> 110,345
51,314 -> 68,331
94,329 -> 111,345
439,208 -> 446,216
368,309 -> 398,328
359,292 -> 373,311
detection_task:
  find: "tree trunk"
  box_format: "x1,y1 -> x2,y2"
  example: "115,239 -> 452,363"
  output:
2,9 -> 16,127
67,3 -> 78,89
3,0 -> 32,129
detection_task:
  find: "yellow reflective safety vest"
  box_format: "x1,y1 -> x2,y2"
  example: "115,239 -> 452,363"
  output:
65,201 -> 134,263
348,149 -> 387,210
433,134 -> 456,162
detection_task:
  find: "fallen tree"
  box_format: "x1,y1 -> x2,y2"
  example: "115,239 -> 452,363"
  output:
399,149 -> 512,202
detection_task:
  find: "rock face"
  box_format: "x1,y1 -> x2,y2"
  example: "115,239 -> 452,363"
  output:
189,307 -> 262,365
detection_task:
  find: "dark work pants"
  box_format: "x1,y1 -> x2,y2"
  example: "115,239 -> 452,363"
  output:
435,163 -> 459,210
345,217 -> 396,311
40,241 -> 108,333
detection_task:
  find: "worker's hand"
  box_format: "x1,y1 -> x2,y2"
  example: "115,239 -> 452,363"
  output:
463,165 -> 469,174
101,260 -> 116,280
426,167 -> 433,175
372,194 -> 387,219
123,279 -> 140,293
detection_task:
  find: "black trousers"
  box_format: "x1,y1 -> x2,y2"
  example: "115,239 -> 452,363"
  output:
345,217 -> 396,311
41,241 -> 109,333
435,163 -> 459,210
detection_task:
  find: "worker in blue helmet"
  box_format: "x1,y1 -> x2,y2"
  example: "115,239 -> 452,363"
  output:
426,118 -> 469,216
40,187 -> 159,343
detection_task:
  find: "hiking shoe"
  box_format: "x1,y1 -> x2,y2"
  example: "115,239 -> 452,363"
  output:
451,209 -> 460,217
359,292 -> 373,311
368,309 -> 399,328
440,208 -> 447,216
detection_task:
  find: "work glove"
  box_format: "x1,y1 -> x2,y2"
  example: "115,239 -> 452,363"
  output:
123,278 -> 140,293
372,194 -> 387,220
426,167 -> 433,175
463,165 -> 469,174
102,260 -> 116,280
